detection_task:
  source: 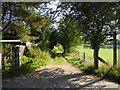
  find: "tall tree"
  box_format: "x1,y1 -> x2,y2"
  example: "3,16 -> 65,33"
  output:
2,2 -> 51,43
57,2 -> 119,69
57,16 -> 82,53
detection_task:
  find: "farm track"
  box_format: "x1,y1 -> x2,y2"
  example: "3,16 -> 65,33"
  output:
2,59 -> 120,89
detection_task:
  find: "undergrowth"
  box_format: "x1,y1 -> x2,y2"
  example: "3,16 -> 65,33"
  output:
2,47 -> 52,79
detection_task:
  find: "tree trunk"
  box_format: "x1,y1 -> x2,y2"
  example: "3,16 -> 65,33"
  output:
94,46 -> 99,69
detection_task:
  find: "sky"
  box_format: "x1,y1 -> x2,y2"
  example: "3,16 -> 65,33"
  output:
46,0 -> 62,29
47,0 -> 59,11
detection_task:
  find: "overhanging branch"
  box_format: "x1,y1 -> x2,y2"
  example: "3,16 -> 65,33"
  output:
2,6 -> 12,31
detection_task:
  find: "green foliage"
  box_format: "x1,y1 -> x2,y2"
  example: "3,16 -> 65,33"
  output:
2,2 -> 51,44
37,24 -> 52,50
24,46 -> 51,59
51,43 -> 64,54
2,44 -> 11,58
57,17 -> 82,53
2,60 -> 12,70
59,2 -> 119,49
49,30 -> 58,50
2,55 -> 50,79
50,43 -> 64,58
2,46 -> 52,79
104,41 -> 113,45
20,56 -> 49,72
2,44 -> 12,70
58,2 -> 119,68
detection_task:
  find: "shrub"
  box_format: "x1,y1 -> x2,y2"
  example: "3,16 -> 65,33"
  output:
51,43 -> 64,57
24,46 -> 51,59
20,56 -> 49,72
2,48 -> 52,79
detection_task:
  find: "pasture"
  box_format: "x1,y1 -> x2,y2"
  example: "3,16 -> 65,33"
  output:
70,46 -> 119,68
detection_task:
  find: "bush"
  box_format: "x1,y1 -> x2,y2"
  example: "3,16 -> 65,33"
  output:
24,46 -> 51,59
3,55 -> 51,79
21,48 -> 52,71
3,47 -> 52,79
20,56 -> 49,72
51,43 -> 64,57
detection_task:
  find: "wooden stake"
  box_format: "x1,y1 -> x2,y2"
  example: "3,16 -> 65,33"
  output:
113,31 -> 117,67
98,57 -> 109,66
83,52 -> 85,62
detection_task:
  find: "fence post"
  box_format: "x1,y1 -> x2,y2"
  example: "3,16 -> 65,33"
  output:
83,52 -> 85,62
15,46 -> 20,69
113,31 -> 117,67
19,45 -> 25,65
12,46 -> 20,70
78,51 -> 79,57
12,45 -> 16,68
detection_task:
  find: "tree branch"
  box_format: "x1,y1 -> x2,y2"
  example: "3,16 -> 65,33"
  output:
2,5 -> 12,31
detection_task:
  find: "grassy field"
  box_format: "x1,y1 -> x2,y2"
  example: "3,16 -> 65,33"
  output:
70,46 -> 119,67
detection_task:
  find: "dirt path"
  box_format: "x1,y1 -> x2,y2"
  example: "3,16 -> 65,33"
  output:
3,59 -> 120,89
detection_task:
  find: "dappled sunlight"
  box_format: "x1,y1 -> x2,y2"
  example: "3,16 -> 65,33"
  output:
3,63 -> 119,88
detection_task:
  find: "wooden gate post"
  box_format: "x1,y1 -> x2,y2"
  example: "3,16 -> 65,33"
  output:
113,31 -> 117,67
12,45 -> 16,68
15,46 -> 20,69
12,46 -> 20,69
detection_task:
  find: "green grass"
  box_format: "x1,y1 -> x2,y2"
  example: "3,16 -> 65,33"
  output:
71,46 -> 119,67
53,56 -> 65,65
65,46 -> 120,84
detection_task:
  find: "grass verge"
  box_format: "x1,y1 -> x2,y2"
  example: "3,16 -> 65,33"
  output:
65,55 -> 120,84
52,56 -> 65,65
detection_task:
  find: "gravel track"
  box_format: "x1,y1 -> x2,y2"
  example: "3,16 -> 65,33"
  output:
2,59 -> 120,89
